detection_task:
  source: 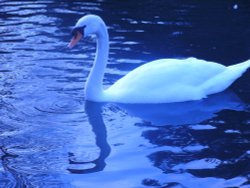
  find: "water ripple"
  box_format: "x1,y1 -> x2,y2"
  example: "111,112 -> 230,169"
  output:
34,97 -> 84,115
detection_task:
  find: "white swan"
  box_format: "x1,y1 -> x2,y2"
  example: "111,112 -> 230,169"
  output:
68,14 -> 250,104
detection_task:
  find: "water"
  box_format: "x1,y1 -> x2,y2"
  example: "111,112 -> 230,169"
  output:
1,1 -> 250,187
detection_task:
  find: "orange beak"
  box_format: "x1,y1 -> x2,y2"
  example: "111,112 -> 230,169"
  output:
68,31 -> 82,48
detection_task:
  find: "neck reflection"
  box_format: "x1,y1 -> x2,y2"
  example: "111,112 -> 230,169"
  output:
67,101 -> 111,174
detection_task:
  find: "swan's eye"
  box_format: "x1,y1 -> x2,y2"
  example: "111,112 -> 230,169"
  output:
71,25 -> 86,39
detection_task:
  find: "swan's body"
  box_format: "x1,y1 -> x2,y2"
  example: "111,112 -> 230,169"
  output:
69,15 -> 250,104
104,58 -> 249,103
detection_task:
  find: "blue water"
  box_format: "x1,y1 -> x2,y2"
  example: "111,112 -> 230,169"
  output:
1,1 -> 250,187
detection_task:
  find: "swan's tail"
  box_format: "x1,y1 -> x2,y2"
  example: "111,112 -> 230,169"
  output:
228,59 -> 250,72
201,59 -> 250,96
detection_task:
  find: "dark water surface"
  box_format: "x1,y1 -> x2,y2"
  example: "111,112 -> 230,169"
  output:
1,1 -> 250,187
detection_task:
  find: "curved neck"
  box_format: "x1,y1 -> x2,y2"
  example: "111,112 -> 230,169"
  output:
85,21 -> 109,101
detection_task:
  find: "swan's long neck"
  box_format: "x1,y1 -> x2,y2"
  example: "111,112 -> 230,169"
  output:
85,21 -> 109,101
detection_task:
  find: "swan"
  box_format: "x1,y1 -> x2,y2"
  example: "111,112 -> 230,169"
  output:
68,14 -> 250,104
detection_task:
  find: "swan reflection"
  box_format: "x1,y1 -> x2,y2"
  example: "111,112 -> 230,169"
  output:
69,90 -> 245,174
117,90 -> 245,126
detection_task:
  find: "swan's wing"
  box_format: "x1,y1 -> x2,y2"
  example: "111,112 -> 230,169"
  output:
105,58 -> 226,103
109,58 -> 226,90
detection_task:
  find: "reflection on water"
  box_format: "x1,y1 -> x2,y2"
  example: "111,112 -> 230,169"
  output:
68,101 -> 111,174
118,90 -> 245,126
1,0 -> 250,187
142,109 -> 250,187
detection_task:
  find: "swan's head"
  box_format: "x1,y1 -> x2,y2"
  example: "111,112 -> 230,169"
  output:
68,14 -> 103,48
